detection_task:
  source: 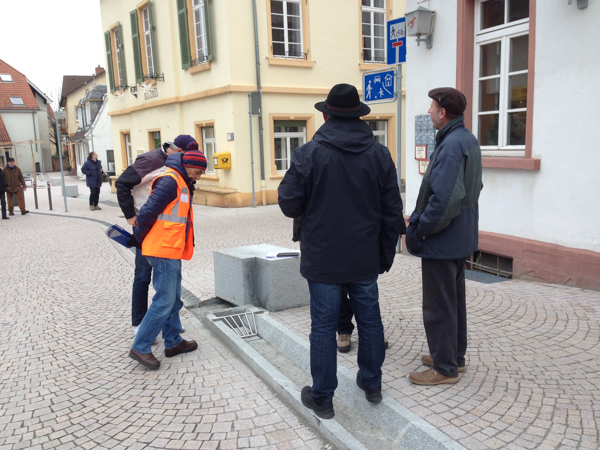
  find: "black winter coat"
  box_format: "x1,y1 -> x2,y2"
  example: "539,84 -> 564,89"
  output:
278,117 -> 405,284
0,168 -> 6,194
81,158 -> 103,188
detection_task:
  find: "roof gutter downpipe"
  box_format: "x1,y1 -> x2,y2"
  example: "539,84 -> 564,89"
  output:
252,0 -> 266,205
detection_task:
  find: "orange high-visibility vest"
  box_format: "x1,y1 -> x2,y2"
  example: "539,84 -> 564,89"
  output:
142,168 -> 194,260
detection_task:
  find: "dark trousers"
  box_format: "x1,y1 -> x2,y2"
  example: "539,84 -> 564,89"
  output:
7,189 -> 25,213
422,257 -> 468,378
132,245 -> 153,326
338,286 -> 355,335
89,186 -> 100,206
0,192 -> 6,218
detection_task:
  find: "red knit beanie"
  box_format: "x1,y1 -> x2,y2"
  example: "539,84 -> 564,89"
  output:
182,145 -> 207,170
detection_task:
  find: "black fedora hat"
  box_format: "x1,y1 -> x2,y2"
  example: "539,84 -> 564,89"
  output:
315,83 -> 371,118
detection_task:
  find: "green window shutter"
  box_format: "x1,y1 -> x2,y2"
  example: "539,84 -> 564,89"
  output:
205,0 -> 214,62
104,31 -> 116,93
130,10 -> 143,83
177,0 -> 191,69
147,0 -> 158,75
117,22 -> 128,87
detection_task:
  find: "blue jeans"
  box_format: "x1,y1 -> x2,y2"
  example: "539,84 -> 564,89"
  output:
132,243 -> 152,327
131,256 -> 184,354
308,277 -> 385,400
338,286 -> 355,335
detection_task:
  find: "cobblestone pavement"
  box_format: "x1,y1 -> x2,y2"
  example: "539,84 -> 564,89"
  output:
0,176 -> 324,450
2,174 -> 600,450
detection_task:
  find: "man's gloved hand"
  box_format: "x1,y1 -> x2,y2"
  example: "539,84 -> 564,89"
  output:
127,235 -> 142,249
379,263 -> 392,274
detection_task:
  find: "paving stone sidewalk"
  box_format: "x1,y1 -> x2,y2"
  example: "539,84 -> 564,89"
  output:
0,177 -> 325,450
2,174 -> 600,450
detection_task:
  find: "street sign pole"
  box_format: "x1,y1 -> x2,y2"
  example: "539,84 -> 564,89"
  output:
54,110 -> 68,212
386,16 -> 406,253
396,64 -> 403,253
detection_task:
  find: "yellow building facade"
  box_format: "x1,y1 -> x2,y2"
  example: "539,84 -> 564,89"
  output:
100,0 -> 406,207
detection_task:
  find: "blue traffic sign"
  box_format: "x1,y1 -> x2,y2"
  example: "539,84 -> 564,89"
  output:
363,67 -> 396,104
387,17 -> 406,65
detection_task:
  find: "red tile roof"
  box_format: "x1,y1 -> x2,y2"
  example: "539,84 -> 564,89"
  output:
0,114 -> 12,146
0,59 -> 41,111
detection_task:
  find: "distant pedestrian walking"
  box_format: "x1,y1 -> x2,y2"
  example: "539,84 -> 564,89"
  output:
278,83 -> 405,419
81,152 -> 104,211
3,158 -> 28,216
0,166 -> 8,219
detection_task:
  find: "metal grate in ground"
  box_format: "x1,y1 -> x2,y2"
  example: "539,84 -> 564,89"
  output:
465,269 -> 511,284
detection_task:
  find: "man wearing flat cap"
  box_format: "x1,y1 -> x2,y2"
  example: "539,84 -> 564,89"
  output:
278,83 -> 405,418
406,87 -> 483,386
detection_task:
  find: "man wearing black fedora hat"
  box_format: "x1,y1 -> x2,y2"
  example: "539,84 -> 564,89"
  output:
278,83 -> 405,418
405,87 -> 483,386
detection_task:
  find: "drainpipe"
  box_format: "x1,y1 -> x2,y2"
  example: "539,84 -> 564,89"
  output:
252,0 -> 266,205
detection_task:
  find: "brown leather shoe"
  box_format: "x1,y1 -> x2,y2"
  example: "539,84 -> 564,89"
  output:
165,339 -> 198,358
421,354 -> 465,373
129,349 -> 160,369
337,334 -> 351,353
409,368 -> 459,385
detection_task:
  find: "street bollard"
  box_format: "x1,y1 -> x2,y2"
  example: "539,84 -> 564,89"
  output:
47,181 -> 53,211
33,183 -> 39,209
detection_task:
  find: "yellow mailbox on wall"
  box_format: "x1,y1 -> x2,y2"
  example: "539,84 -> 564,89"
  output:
212,152 -> 231,170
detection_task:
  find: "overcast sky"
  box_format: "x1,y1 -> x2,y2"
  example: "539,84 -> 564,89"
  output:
1,0 -> 104,109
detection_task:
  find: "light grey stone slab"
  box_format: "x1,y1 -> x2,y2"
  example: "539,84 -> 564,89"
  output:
61,185 -> 79,197
213,244 -> 308,311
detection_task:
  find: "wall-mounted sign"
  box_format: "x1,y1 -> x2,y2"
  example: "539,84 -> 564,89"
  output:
419,160 -> 429,175
415,145 -> 427,160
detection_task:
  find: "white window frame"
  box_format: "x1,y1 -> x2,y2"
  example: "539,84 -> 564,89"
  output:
142,6 -> 155,76
10,97 -> 24,105
271,0 -> 304,59
274,121 -> 306,173
114,26 -> 124,87
366,120 -> 388,146
473,0 -> 529,156
1,74 -> 13,82
361,0 -> 386,64
125,134 -> 133,166
192,0 -> 209,63
201,127 -> 216,174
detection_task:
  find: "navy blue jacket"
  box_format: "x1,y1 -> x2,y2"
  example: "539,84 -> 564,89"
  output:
135,153 -> 193,243
278,117 -> 405,284
81,158 -> 103,188
406,118 -> 483,260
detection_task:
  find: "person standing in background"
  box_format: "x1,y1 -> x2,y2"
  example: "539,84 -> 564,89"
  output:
0,166 -> 8,219
81,152 -> 104,211
3,158 -> 28,216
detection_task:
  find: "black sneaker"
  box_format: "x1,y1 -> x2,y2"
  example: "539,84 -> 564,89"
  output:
356,371 -> 382,404
301,386 -> 334,419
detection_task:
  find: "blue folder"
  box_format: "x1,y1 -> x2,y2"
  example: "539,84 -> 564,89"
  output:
106,224 -> 133,247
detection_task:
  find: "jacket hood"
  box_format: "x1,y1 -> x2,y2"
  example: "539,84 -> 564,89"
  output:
313,117 -> 375,154
165,152 -> 192,185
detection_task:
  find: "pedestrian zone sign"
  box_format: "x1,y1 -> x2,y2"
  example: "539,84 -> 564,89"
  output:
387,17 -> 407,65
363,67 -> 397,104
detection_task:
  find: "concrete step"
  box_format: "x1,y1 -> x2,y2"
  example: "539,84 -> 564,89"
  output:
192,304 -> 465,450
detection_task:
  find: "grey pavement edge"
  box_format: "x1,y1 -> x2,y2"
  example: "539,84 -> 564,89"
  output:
198,305 -> 466,450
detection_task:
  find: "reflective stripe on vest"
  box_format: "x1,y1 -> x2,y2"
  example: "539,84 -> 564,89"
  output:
156,186 -> 189,224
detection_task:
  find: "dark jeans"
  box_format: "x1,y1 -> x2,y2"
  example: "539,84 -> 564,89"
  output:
89,186 -> 100,206
0,192 -> 6,218
337,287 -> 355,335
308,277 -> 385,400
132,245 -> 153,327
422,258 -> 468,378
131,256 -> 183,354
